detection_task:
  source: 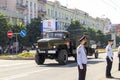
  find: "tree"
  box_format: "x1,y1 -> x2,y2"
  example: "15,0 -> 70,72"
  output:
67,20 -> 87,47
67,20 -> 111,48
27,17 -> 42,45
11,22 -> 27,46
67,20 -> 86,39
87,27 -> 96,40
95,30 -> 111,47
116,35 -> 120,46
0,13 -> 9,46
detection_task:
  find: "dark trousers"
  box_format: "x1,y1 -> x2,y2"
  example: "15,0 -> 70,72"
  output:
78,64 -> 86,80
106,57 -> 113,77
118,54 -> 120,70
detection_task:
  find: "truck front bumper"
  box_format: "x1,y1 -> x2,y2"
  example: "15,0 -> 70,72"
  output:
37,49 -> 57,54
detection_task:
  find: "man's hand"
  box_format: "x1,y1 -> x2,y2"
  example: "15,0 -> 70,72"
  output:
111,60 -> 113,62
80,66 -> 83,69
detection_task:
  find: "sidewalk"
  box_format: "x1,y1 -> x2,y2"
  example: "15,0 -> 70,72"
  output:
86,52 -> 120,80
101,53 -> 120,80
101,71 -> 120,80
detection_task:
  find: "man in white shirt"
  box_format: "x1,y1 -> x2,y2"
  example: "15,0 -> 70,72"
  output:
76,35 -> 87,80
105,39 -> 114,78
118,45 -> 120,71
0,46 -> 2,54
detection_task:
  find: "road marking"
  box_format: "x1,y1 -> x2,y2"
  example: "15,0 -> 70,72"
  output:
0,62 -> 77,80
0,68 -> 51,80
0,62 -> 33,67
0,65 -> 35,72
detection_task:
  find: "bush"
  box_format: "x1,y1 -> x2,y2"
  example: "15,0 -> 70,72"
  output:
17,51 -> 35,57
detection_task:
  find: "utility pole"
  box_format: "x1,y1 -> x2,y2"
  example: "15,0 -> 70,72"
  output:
5,0 -> 7,9
111,24 -> 117,48
111,33 -> 116,48
66,0 -> 68,8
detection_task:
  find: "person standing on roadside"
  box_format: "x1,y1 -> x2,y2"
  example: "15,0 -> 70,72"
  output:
0,46 -> 2,54
117,45 -> 120,71
105,39 -> 114,78
76,35 -> 87,80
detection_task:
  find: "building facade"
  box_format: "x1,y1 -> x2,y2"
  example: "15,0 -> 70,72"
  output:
38,0 -> 46,19
0,0 -> 46,25
0,0 -> 111,32
0,0 -> 27,25
45,1 -> 110,31
46,1 -> 86,30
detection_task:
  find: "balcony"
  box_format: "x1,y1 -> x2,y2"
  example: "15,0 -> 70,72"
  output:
16,2 -> 27,10
38,9 -> 46,15
0,9 -> 24,19
38,0 -> 46,3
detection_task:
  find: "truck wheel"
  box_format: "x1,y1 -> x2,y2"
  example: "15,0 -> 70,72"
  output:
58,50 -> 68,65
95,52 -> 98,58
35,53 -> 45,65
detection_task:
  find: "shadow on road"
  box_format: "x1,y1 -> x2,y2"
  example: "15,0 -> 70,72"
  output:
39,60 -> 77,68
38,57 -> 105,68
88,60 -> 104,64
112,77 -> 120,80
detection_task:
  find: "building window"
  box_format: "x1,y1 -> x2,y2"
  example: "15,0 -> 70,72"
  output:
51,10 -> 52,16
26,1 -> 28,6
48,9 -> 50,15
55,11 -> 57,18
34,3 -> 36,9
59,12 -> 61,18
30,2 -> 32,7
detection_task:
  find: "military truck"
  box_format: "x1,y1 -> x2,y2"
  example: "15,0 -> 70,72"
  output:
35,30 -> 98,65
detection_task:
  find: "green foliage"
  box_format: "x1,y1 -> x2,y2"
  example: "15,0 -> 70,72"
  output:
67,20 -> 86,39
0,12 -> 9,46
87,27 -> 96,40
116,35 -> 120,45
67,20 -> 111,48
17,51 -> 35,57
0,11 -> 42,47
27,17 -> 42,45
12,24 -> 26,33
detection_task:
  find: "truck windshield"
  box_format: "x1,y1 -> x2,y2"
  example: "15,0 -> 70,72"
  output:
45,32 -> 63,38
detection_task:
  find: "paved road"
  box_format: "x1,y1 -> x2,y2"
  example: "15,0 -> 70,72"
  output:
0,53 -> 120,80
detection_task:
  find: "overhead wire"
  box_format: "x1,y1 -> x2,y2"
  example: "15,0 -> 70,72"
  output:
108,0 -> 120,13
101,0 -> 120,14
102,0 -> 117,10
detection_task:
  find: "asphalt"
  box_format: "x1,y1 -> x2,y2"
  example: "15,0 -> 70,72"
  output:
105,54 -> 120,80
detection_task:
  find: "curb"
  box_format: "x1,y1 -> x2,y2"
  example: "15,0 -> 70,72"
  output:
0,57 -> 35,60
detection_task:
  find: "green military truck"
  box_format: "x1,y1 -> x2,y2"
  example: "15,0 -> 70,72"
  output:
35,30 -> 98,65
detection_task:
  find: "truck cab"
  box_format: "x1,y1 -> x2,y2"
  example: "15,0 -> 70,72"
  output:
35,30 -> 75,65
35,30 -> 98,65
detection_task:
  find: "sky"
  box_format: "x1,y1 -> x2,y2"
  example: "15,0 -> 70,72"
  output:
48,0 -> 120,24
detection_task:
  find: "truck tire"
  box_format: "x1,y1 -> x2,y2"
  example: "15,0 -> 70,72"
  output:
95,52 -> 98,59
58,50 -> 68,65
35,53 -> 45,65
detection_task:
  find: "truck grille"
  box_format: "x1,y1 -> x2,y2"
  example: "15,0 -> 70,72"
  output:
38,42 -> 49,49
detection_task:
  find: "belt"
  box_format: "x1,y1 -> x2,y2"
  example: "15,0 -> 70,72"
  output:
82,64 -> 86,65
106,56 -> 113,58
106,56 -> 113,59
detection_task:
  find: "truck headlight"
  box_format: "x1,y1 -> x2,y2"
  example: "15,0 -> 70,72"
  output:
36,45 -> 38,48
53,45 -> 56,48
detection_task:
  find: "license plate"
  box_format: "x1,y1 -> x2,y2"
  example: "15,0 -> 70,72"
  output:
38,50 -> 46,53
48,50 -> 56,54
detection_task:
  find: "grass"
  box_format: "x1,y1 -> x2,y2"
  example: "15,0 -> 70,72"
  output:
17,51 -> 35,58
98,48 -> 118,53
0,51 -> 35,60
0,48 -> 118,59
